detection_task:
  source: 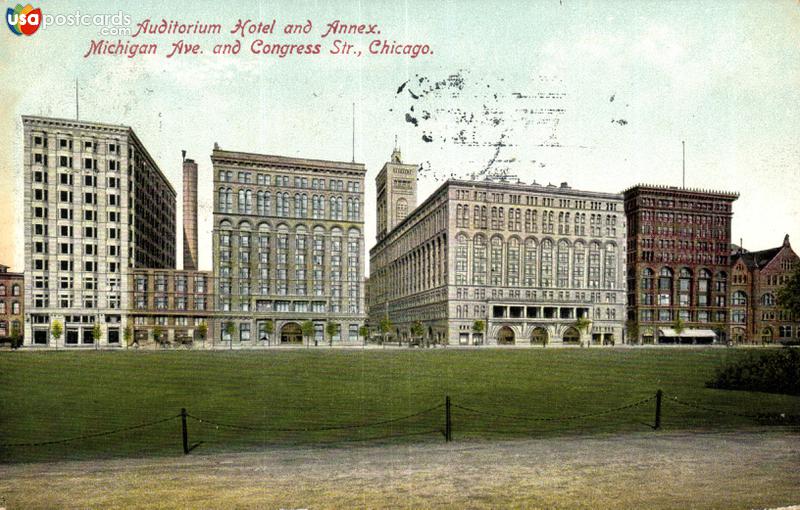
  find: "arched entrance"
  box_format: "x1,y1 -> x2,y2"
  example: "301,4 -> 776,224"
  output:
531,327 -> 548,346
760,327 -> 773,344
497,326 -> 515,345
281,322 -> 303,344
562,327 -> 580,344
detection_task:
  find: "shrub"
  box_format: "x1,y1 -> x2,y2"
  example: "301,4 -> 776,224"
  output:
706,348 -> 800,396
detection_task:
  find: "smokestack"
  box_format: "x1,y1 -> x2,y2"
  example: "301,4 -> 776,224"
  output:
182,156 -> 198,270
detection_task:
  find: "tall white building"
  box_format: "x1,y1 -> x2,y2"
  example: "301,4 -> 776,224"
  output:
23,116 -> 175,347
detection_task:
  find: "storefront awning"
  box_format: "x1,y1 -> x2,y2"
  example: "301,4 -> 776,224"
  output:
659,328 -> 717,338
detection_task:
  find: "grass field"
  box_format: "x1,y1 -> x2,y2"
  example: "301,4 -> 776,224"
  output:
1,347 -> 799,464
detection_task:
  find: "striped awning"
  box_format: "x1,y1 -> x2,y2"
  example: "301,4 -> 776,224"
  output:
659,328 -> 717,338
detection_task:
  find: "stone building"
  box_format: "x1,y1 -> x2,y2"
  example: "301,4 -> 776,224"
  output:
369,153 -> 627,346
0,264 -> 24,345
128,268 -> 213,347
729,235 -> 800,344
623,185 -> 738,344
22,116 -> 176,348
211,147 -> 366,346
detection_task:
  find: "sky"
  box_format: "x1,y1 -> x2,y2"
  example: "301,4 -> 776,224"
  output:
1,0 -> 798,272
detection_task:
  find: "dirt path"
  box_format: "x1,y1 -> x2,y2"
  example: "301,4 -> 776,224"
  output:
1,429 -> 799,509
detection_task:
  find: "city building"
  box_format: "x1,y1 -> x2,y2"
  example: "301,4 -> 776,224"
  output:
129,268 -> 213,347
376,148 -> 417,241
182,155 -> 199,270
369,152 -> 627,346
211,146 -> 366,346
730,235 -> 800,344
22,116 -> 176,347
0,264 -> 24,345
623,185 -> 738,344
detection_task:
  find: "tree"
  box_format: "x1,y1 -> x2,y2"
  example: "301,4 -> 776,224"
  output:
673,317 -> 686,335
51,320 -> 63,345
263,320 -> 274,345
359,325 -> 369,346
10,322 -> 22,349
778,265 -> 800,318
301,320 -> 315,346
225,322 -> 236,343
153,325 -> 165,347
410,321 -> 425,345
379,317 -> 392,345
91,323 -> 102,344
326,322 -> 339,346
625,320 -> 639,345
196,321 -> 208,343
472,320 -> 485,346
123,324 -> 133,347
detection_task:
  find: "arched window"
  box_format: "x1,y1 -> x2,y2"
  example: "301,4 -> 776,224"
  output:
698,269 -> 711,306
507,237 -> 520,286
490,236 -> 503,286
732,291 -> 747,306
472,234 -> 487,285
641,268 -> 654,291
238,189 -> 246,213
603,243 -> 617,289
557,240 -> 570,287
588,242 -> 601,288
0,284 -> 5,296
294,194 -> 302,218
573,241 -> 585,288
524,238 -> 537,286
541,239 -> 553,287
218,188 -> 227,212
658,267 -> 673,306
678,268 -> 692,307
396,198 -> 408,221
455,234 -> 468,284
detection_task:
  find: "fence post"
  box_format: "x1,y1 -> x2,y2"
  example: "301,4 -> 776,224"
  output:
445,396 -> 452,442
654,390 -> 662,430
181,408 -> 189,454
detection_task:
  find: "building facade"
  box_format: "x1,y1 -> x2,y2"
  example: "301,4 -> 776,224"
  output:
730,235 -> 800,344
623,185 -> 738,344
129,268 -> 213,347
369,155 -> 627,346
0,264 -> 24,345
211,147 -> 366,346
182,156 -> 199,270
22,116 -> 176,347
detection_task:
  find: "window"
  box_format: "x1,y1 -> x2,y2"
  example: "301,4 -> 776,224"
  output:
587,242 -> 600,288
658,267 -> 673,306
472,235 -> 487,285
732,291 -> 747,306
524,238 -> 537,286
540,239 -> 554,287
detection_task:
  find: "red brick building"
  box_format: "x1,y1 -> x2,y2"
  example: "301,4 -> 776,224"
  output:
730,235 -> 800,344
623,185 -> 738,344
0,264 -> 24,345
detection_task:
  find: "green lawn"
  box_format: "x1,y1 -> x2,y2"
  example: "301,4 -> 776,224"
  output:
1,348 -> 798,463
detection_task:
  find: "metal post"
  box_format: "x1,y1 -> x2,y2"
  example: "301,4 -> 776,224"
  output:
654,390 -> 662,430
181,408 -> 189,454
445,396 -> 452,442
